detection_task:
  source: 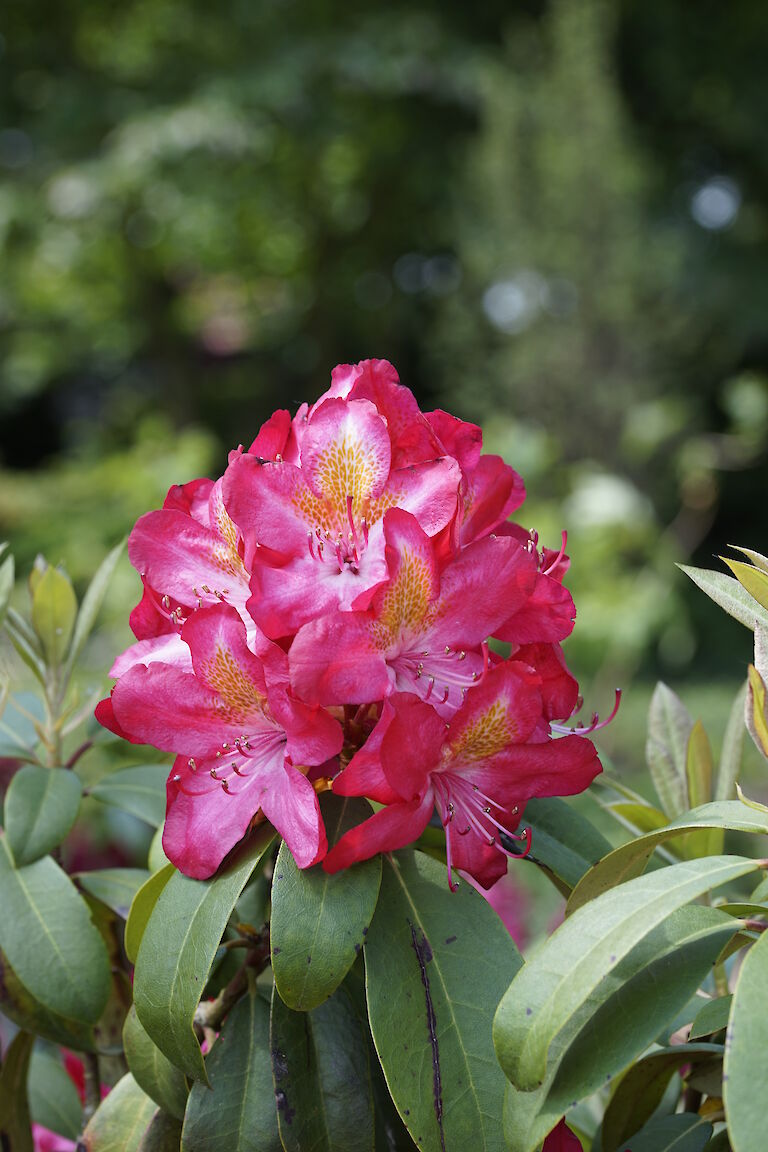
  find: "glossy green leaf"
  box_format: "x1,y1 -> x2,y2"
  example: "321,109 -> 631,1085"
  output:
0,1031 -> 34,1152
0,946 -> 96,1050
690,995 -> 732,1040
90,764 -> 169,827
125,864 -> 175,964
716,682 -> 747,800
30,562 -> 77,666
501,907 -> 734,1152
138,1110 -> 182,1152
77,868 -> 150,919
271,982 -> 373,1152
124,1007 -> 188,1121
82,1074 -> 157,1151
601,1044 -> 724,1152
271,794 -> 381,1010
367,848 -> 521,1152
678,565 -> 768,632
64,539 -> 125,676
494,854 -> 761,1095
722,557 -> 768,612
134,828 -> 274,1082
27,1047 -> 83,1140
614,1114 -> 712,1152
182,981 -> 281,1151
723,923 -> 768,1151
518,796 -> 613,895
567,801 -> 768,914
646,682 -> 692,817
0,836 -> 111,1024
4,765 -> 82,866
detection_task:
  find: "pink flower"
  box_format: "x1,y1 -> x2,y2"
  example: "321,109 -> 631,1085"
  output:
289,507 -> 538,714
224,386 -> 461,638
104,604 -> 343,878
33,1126 -> 77,1152
324,660 -> 601,889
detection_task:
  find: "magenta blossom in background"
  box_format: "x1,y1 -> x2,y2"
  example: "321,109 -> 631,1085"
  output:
99,357 -> 608,887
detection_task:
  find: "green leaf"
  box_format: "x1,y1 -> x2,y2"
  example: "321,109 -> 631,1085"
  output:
746,664 -> 768,758
64,539 -> 125,676
0,691 -> 45,758
686,722 -> 713,808
133,828 -> 274,1082
601,1045 -> 724,1152
90,764 -> 169,827
271,794 -> 381,1010
271,982 -> 374,1152
567,801 -> 768,914
716,682 -> 747,800
501,908 -> 734,1152
124,1007 -> 188,1122
366,848 -> 521,1152
182,981 -> 281,1151
4,765 -> 82,865
721,557 -> 768,612
731,545 -> 768,575
614,1114 -> 712,1152
494,854 -> 762,1095
0,1031 -> 34,1152
83,1073 -> 157,1151
30,562 -> 77,667
77,869 -> 151,919
678,565 -> 768,632
603,800 -> 672,837
138,1110 -> 183,1152
518,796 -> 613,895
0,552 -> 14,630
0,946 -> 96,1050
723,922 -> 768,1151
0,836 -> 112,1024
27,1047 -> 82,1140
148,827 -> 170,872
646,682 -> 692,817
690,995 -> 732,1040
125,864 -> 175,964
4,611 -> 46,686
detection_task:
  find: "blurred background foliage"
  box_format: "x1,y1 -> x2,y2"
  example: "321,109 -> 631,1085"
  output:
1,0 -> 768,774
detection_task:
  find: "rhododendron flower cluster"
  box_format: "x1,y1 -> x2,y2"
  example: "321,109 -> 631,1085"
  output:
98,359 -> 607,888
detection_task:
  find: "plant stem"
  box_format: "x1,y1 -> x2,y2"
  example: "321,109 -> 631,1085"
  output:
81,1051 -> 101,1124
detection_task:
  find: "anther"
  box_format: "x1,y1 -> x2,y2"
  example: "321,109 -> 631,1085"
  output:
188,758 -> 197,771
458,651 -> 466,661
162,595 -> 171,609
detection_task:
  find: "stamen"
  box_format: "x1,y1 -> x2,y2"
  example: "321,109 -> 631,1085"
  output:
552,688 -> 622,736
542,530 -> 567,575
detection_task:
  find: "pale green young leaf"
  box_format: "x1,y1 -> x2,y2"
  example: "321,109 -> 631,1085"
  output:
30,563 -> 77,667
125,863 -> 175,964
730,545 -> 768,574
646,682 -> 692,817
678,565 -> 768,631
0,552 -> 14,629
64,539 -> 125,676
721,557 -> 768,612
716,681 -> 747,800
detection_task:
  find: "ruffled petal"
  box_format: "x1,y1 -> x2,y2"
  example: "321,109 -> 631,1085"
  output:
323,791 -> 433,873
289,613 -> 391,706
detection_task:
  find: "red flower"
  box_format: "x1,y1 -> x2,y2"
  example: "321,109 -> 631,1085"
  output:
324,660 -> 601,889
106,604 -> 342,878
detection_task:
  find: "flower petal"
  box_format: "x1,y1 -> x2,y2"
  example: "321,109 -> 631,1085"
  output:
110,632 -> 192,679
380,694 -> 449,800
495,571 -> 576,644
259,762 -> 328,868
323,791 -> 433,873
181,604 -> 268,720
289,613 -> 391,706
447,661 -> 543,764
460,455 -> 525,545
302,397 -> 392,508
332,704 -> 401,805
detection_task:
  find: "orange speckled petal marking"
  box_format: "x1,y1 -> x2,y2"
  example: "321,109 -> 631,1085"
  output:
447,661 -> 543,763
182,604 -> 269,723
371,509 -> 440,648
301,396 -> 391,514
